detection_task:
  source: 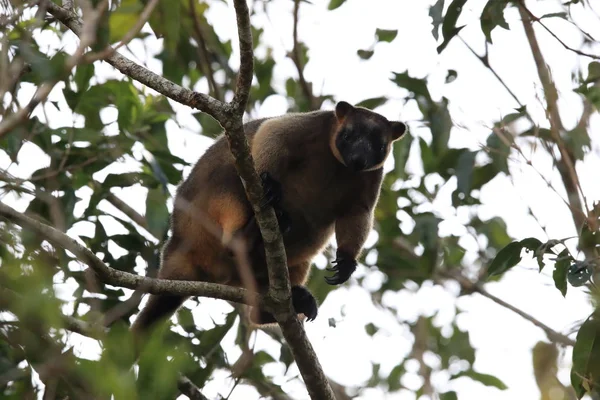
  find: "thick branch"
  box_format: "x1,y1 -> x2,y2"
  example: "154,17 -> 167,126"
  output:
217,0 -> 292,307
0,201 -> 258,305
275,316 -> 335,400
42,2 -> 334,398
518,2 -> 592,256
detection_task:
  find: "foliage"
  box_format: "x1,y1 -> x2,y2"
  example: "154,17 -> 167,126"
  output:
0,0 -> 599,399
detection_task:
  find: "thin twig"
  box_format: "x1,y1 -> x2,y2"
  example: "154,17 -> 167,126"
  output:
291,0 -> 318,110
0,0 -> 108,138
82,0 -> 160,63
177,376 -> 210,400
189,0 -> 221,100
458,36 -> 524,109
447,271 -> 576,346
519,1 -> 599,60
45,2 -> 227,122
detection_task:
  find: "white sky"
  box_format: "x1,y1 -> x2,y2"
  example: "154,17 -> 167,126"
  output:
2,0 -> 600,399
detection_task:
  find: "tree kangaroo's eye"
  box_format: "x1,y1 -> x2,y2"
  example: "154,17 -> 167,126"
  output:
380,143 -> 387,152
343,131 -> 351,142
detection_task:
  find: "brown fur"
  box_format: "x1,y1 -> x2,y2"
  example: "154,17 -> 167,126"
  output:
131,103 -> 405,335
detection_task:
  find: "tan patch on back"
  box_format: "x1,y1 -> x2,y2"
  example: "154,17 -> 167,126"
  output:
208,195 -> 249,245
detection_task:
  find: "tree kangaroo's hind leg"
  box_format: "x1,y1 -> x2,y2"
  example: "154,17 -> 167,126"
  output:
130,237 -> 201,335
249,261 -> 318,325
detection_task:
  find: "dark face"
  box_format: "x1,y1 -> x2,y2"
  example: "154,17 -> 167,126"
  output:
335,121 -> 390,172
332,101 -> 407,172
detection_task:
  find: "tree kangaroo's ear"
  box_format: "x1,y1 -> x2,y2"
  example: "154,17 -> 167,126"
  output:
390,121 -> 407,141
335,101 -> 354,121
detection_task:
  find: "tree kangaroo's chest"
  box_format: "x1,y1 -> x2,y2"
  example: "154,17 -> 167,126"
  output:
279,153 -> 356,244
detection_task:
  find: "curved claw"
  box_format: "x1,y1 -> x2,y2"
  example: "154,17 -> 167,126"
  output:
292,286 -> 318,322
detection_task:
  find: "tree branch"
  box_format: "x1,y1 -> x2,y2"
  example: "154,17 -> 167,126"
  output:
458,36 -> 524,109
448,271 -> 576,346
229,0 -> 253,115
41,2 -> 335,398
291,0 -> 318,111
519,3 -> 599,60
518,2 -> 593,258
45,2 -> 228,122
177,376 -> 209,400
0,201 -> 258,305
0,0 -> 105,138
189,0 -> 222,100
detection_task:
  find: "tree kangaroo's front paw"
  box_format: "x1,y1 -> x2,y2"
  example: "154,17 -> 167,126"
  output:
291,286 -> 318,322
260,172 -> 283,208
325,251 -> 357,285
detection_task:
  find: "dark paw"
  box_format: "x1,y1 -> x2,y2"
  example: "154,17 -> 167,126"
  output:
275,208 -> 292,235
292,286 -> 318,322
260,172 -> 283,208
325,251 -> 357,285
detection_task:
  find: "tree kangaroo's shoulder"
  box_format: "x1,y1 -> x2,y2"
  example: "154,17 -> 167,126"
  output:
250,110 -> 335,148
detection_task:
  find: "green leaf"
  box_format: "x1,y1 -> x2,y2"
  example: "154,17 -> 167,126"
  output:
588,61 -> 600,82
486,132 -> 512,174
455,150 -> 476,197
437,0 -> 467,53
539,12 -> 567,20
177,308 -> 196,333
387,364 -> 405,391
486,241 -> 522,277
193,112 -> 223,139
356,97 -> 387,109
365,323 -> 377,336
328,0 -> 347,10
440,392 -> 458,400
568,261 -> 594,287
480,0 -> 510,43
532,239 -> 562,272
419,137 -> 435,175
445,69 -> 457,83
375,29 -> 398,43
451,370 -> 508,390
429,0 -> 445,41
430,99 -> 452,156
74,63 -> 95,92
357,49 -> 374,60
565,126 -> 591,161
471,163 -> 498,191
109,0 -> 143,43
519,237 -> 543,254
391,72 -> 432,103
571,313 -> 600,399
393,132 -> 413,179
145,188 -> 169,239
552,249 -> 570,297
